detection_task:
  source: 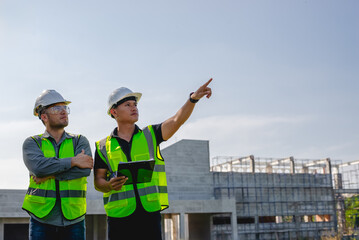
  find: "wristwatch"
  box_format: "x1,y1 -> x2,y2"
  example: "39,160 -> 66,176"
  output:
189,92 -> 199,103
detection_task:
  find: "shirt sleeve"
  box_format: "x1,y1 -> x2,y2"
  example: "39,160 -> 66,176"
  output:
55,135 -> 92,181
151,123 -> 164,145
22,137 -> 72,177
94,144 -> 109,170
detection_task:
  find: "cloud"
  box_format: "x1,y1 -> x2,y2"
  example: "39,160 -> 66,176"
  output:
0,157 -> 29,189
0,119 -> 43,159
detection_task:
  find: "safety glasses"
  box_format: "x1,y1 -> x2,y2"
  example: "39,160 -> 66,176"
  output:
46,105 -> 70,115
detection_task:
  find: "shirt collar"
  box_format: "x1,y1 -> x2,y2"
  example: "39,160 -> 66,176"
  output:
41,130 -> 72,142
110,124 -> 141,139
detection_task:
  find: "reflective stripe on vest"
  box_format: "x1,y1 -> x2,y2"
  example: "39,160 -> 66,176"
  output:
142,126 -> 169,212
22,135 -> 87,220
137,185 -> 168,196
103,190 -> 136,205
96,125 -> 169,218
26,188 -> 57,198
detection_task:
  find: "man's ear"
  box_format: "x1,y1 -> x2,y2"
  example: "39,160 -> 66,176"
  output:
41,113 -> 48,122
110,108 -> 117,118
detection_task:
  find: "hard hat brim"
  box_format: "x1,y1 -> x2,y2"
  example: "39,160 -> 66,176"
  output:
34,101 -> 71,116
107,92 -> 142,116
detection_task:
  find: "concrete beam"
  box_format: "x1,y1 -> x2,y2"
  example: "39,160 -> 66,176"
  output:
211,156 -> 253,169
163,199 -> 236,214
338,159 -> 359,168
303,158 -> 330,167
335,189 -> 359,194
269,157 -> 293,166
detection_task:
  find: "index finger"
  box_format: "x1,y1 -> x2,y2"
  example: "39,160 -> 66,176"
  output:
202,78 -> 213,88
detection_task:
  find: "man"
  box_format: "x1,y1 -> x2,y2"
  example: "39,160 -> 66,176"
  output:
94,79 -> 212,239
22,90 -> 93,240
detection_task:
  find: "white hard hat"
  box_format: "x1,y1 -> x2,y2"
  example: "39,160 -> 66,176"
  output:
107,87 -> 142,116
34,90 -> 71,117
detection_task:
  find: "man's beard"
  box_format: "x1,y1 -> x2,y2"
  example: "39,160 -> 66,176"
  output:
49,120 -> 68,129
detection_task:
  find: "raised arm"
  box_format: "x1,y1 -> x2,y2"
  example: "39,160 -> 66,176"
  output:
161,78 -> 212,141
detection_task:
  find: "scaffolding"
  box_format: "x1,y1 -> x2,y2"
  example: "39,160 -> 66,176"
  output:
210,156 -> 342,240
333,160 -> 359,237
335,160 -> 359,190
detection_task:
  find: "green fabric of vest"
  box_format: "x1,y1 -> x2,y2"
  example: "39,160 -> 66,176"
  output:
96,125 -> 169,218
22,135 -> 87,220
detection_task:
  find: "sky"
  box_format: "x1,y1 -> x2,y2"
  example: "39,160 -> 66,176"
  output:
0,0 -> 358,189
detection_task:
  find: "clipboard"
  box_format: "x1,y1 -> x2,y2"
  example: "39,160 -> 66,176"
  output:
117,159 -> 155,185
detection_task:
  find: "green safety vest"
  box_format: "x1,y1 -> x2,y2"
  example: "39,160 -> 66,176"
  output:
96,125 -> 169,218
22,135 -> 87,220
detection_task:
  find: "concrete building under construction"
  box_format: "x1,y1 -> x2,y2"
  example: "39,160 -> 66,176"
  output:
0,139 -> 358,239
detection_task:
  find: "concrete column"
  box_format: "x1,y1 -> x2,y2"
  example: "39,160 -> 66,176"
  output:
337,196 -> 346,235
179,213 -> 189,240
294,210 -> 301,238
163,214 -> 181,240
106,217 -> 108,240
231,211 -> 238,240
250,155 -> 255,173
180,213 -> 185,240
289,157 -> 295,174
172,214 -> 180,240
164,214 -> 172,240
325,158 -> 332,174
254,215 -> 259,239
93,216 -> 98,240
185,214 -> 189,240
334,173 -> 343,189
209,215 -> 214,240
0,218 -> 3,240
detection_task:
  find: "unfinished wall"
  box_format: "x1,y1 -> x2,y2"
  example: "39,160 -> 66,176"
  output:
212,158 -> 337,240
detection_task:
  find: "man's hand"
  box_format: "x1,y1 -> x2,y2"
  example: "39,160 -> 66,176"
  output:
190,78 -> 213,101
32,175 -> 55,184
71,149 -> 94,169
108,176 -> 128,191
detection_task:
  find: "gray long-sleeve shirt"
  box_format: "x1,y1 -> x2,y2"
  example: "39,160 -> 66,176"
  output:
22,130 -> 92,226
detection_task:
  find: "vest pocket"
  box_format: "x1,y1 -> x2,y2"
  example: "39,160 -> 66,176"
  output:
108,197 -> 128,208
26,194 -> 46,204
27,179 -> 54,204
67,196 -> 86,206
60,178 -> 87,205
134,153 -> 150,161
144,184 -> 159,202
146,193 -> 159,202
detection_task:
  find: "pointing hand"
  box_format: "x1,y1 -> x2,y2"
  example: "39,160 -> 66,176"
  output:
191,78 -> 213,101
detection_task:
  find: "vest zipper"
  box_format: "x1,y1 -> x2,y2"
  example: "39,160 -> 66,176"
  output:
56,142 -> 64,221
